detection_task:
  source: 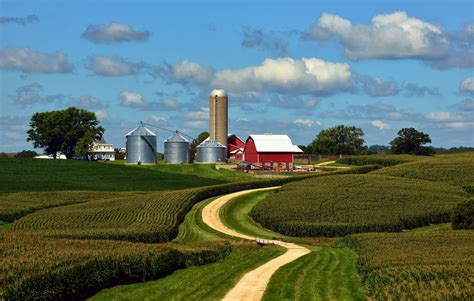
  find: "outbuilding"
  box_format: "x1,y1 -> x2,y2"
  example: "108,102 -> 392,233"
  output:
227,134 -> 245,160
243,134 -> 303,165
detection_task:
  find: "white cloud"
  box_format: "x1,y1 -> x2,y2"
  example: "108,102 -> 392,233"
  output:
95,110 -> 109,121
308,11 -> 449,60
459,77 -> 474,94
356,75 -> 399,97
82,22 -> 150,44
167,60 -> 214,85
371,120 -> 390,130
0,47 -> 73,73
185,108 -> 209,121
425,112 -> 467,122
212,57 -> 351,94
88,56 -> 144,76
294,119 -> 320,127
120,91 -> 146,108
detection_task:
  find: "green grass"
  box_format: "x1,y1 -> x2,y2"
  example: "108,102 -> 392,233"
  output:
0,221 -> 11,231
405,223 -> 451,233
0,158 -> 250,193
251,174 -> 468,237
90,244 -> 285,301
337,154 -> 423,166
173,197 -> 234,243
340,230 -> 474,300
264,246 -> 367,301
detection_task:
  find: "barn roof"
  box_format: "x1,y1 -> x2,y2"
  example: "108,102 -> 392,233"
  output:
247,134 -> 303,153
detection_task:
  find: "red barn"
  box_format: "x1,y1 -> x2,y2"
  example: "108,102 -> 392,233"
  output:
243,134 -> 303,164
227,134 -> 245,160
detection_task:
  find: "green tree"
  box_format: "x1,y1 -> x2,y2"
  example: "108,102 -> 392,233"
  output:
308,125 -> 365,155
390,128 -> 434,155
27,107 -> 104,159
189,131 -> 210,162
452,199 -> 474,230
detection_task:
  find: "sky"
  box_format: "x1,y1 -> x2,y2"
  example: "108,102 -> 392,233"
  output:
0,0 -> 473,152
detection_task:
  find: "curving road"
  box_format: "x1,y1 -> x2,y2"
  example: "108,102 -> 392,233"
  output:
201,187 -> 311,301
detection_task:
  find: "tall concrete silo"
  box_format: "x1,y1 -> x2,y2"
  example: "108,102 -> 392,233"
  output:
164,131 -> 189,164
125,122 -> 157,164
209,88 -> 228,148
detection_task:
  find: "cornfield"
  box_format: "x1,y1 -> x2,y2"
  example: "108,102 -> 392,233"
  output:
337,154 -> 422,166
0,232 -> 230,300
251,174 -> 468,237
340,231 -> 474,300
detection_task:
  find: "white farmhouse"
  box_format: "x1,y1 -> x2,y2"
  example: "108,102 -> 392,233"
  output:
92,138 -> 115,161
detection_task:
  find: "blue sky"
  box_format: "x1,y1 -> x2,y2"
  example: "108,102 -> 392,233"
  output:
1,0 -> 473,152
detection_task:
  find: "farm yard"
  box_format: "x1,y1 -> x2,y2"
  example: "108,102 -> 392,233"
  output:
0,152 -> 473,300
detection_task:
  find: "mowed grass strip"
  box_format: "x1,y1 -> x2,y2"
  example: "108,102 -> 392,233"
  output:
371,152 -> 474,192
340,230 -> 474,300
0,158 -> 241,192
251,174 -> 468,237
0,232 -> 230,301
173,197 -> 234,243
264,247 -> 367,301
90,243 -> 285,301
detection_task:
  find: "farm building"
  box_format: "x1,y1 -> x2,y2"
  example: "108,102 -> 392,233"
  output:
91,138 -> 115,161
243,134 -> 303,165
227,134 -> 244,160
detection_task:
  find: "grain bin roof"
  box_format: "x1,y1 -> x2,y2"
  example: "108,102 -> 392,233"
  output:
210,88 -> 227,97
248,134 -> 303,153
125,123 -> 156,137
165,132 -> 189,143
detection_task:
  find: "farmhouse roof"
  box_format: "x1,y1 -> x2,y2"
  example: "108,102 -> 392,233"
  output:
248,134 -> 303,153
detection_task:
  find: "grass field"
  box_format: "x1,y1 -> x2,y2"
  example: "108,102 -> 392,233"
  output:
264,246 -> 367,301
0,232 -> 230,300
341,230 -> 474,300
91,244 -> 285,301
371,152 -> 474,192
251,174 -> 468,237
0,158 -> 252,192
337,154 -> 423,166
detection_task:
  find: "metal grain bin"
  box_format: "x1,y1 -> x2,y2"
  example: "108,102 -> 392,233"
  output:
125,123 -> 157,164
164,131 -> 189,164
195,140 -> 226,163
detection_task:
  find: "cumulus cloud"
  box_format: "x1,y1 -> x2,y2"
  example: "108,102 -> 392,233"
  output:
371,119 -> 390,130
454,22 -> 474,49
356,75 -> 399,97
0,15 -> 39,25
212,57 -> 351,95
0,48 -> 73,73
459,77 -> 474,94
82,22 -> 150,44
241,26 -> 288,55
120,91 -> 146,108
156,60 -> 214,85
452,99 -> 474,111
428,49 -> 474,69
15,82 -> 43,104
326,101 -> 418,121
294,119 -> 321,127
88,55 -> 145,76
307,11 -> 449,60
120,91 -> 182,111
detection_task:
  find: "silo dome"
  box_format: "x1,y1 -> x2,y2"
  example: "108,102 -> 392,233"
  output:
164,131 -> 190,164
125,123 -> 157,164
195,140 -> 227,163
210,88 -> 227,97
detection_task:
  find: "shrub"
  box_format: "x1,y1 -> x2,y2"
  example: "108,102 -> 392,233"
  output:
452,199 -> 474,230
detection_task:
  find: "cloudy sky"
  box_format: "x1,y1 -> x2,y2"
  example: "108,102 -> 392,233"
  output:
1,0 -> 473,152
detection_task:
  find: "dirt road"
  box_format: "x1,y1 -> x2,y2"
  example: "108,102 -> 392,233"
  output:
201,187 -> 311,301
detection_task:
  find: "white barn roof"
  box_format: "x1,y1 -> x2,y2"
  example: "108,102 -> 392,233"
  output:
248,134 -> 303,153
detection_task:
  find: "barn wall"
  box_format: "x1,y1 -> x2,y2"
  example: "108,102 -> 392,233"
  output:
243,138 -> 259,163
259,152 -> 293,163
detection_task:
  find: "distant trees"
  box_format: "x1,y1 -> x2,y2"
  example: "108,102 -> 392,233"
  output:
189,131 -> 210,162
27,107 -> 104,159
390,128 -> 434,155
14,150 -> 37,158
307,125 -> 365,155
